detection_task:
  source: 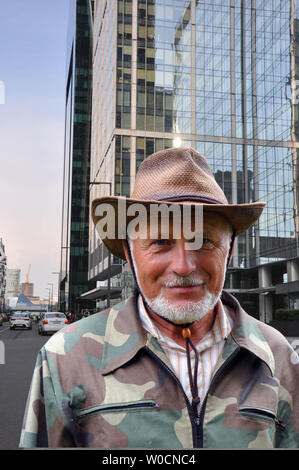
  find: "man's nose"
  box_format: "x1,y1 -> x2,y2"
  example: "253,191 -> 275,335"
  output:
171,240 -> 197,276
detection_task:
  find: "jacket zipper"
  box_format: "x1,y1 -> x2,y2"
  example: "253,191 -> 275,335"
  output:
196,346 -> 241,447
239,407 -> 286,432
145,345 -> 241,448
239,407 -> 275,421
144,346 -> 200,446
73,400 -> 158,422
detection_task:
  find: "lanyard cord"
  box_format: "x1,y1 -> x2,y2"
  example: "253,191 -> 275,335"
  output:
183,328 -> 200,416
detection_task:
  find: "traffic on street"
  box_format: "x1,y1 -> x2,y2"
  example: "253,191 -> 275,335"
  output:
0,319 -> 49,450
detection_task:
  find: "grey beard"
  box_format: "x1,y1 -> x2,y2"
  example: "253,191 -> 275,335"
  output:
142,288 -> 220,324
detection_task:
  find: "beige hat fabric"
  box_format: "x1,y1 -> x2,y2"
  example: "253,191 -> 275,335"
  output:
91,147 -> 265,260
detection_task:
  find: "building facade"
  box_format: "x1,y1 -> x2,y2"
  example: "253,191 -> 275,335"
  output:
59,0 -> 96,315
20,282 -> 34,297
0,239 -> 6,312
87,0 -> 299,326
6,268 -> 20,298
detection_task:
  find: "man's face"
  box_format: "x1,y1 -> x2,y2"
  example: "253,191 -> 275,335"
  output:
123,211 -> 232,324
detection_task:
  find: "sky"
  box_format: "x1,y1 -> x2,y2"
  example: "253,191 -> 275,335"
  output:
0,0 -> 70,299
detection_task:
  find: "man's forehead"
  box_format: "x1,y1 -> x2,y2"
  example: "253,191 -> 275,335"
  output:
128,210 -> 232,239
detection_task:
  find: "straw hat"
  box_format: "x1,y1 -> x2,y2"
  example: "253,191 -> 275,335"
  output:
91,147 -> 265,260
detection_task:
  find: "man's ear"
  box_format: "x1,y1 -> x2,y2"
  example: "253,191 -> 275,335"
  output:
122,239 -> 133,270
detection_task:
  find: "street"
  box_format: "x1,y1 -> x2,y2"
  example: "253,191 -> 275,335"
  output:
0,321 -> 48,450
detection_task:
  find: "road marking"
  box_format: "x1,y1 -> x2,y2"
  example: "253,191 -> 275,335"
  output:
0,326 -> 10,334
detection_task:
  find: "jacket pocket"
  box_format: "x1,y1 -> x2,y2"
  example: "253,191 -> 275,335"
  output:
239,406 -> 275,422
239,406 -> 285,431
73,399 -> 159,422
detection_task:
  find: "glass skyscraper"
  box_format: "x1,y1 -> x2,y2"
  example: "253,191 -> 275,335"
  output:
88,0 -> 299,326
59,0 -> 96,315
0,239 -> 6,313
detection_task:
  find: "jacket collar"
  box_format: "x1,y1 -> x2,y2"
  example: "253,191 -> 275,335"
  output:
101,290 -> 275,377
100,293 -> 147,375
221,291 -> 275,376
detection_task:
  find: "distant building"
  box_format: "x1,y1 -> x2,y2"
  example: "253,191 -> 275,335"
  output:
17,293 -> 33,306
6,268 -> 20,298
0,239 -> 6,312
20,282 -> 34,297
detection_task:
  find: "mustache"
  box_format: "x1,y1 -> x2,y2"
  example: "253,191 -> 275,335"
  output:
163,276 -> 205,287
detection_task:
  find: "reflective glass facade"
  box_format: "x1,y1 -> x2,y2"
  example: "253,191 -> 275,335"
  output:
60,0 -> 95,314
0,239 -> 6,313
90,0 -> 299,302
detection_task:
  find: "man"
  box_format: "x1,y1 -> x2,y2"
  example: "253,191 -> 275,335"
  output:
20,147 -> 299,448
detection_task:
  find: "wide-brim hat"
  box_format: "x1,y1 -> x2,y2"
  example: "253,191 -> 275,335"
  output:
91,147 -> 265,260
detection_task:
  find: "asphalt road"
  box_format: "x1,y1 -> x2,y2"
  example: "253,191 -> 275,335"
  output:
0,321 -> 48,450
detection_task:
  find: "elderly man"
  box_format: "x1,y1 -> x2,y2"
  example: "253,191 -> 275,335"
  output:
20,147 -> 299,448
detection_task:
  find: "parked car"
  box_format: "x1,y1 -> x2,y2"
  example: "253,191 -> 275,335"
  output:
38,312 -> 69,335
0,314 -> 3,327
2,312 -> 10,322
10,312 -> 32,330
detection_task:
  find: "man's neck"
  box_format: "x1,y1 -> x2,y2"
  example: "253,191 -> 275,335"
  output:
144,300 -> 217,347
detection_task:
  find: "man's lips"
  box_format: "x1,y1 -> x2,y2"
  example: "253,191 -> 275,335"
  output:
167,285 -> 204,293
163,282 -> 206,293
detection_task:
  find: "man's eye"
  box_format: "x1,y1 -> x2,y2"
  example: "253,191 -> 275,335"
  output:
154,239 -> 170,246
202,238 -> 214,247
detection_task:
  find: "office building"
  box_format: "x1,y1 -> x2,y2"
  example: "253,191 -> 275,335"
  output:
0,239 -> 6,312
86,0 -> 299,328
20,282 -> 34,297
6,268 -> 20,298
59,0 -> 96,315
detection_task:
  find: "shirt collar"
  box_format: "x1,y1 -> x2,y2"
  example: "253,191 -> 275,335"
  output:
138,294 -> 233,352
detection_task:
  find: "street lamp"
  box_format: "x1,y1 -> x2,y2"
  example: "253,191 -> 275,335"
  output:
45,287 -> 51,312
89,181 -> 112,308
51,272 -> 60,310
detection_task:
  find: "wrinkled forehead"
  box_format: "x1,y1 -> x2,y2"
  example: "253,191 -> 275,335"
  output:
126,206 -> 232,240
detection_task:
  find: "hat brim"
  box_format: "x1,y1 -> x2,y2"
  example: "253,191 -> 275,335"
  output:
91,196 -> 266,260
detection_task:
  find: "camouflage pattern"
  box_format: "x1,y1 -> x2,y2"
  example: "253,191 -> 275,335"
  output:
19,290 -> 299,448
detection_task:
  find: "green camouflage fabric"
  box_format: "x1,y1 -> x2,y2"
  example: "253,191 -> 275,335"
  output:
19,290 -> 299,448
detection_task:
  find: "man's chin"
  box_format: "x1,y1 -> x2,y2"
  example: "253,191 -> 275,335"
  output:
144,291 -> 220,324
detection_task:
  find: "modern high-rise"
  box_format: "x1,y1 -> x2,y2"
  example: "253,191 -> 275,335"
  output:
20,282 -> 34,297
6,268 -> 20,298
0,239 -> 6,312
59,0 -> 96,315
86,0 -> 299,327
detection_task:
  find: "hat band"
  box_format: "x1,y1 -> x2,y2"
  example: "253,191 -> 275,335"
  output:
157,195 -> 225,205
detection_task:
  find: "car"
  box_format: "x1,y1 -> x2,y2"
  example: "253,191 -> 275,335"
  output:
10,312 -> 32,330
38,312 -> 69,335
2,312 -> 10,322
0,314 -> 3,327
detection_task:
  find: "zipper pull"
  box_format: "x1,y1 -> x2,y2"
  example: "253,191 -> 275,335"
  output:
192,398 -> 201,427
194,417 -> 200,426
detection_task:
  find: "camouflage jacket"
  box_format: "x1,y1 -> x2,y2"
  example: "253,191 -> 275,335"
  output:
20,291 -> 299,449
